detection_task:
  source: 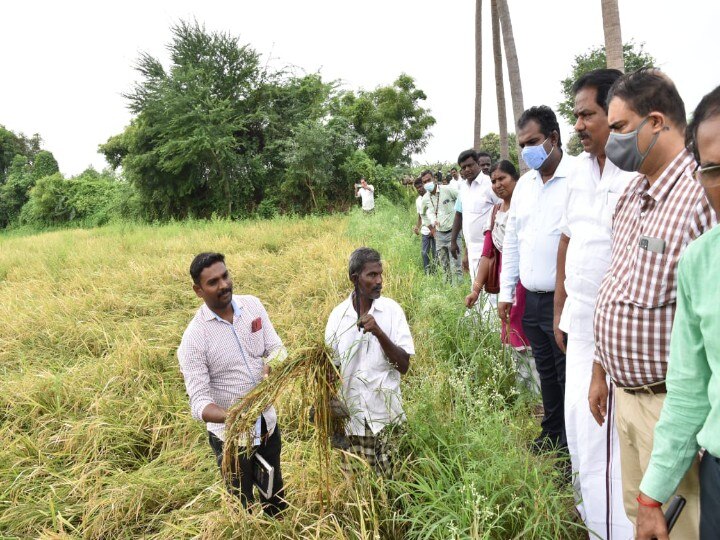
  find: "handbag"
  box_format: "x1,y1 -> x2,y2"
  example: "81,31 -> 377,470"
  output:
484,205 -> 501,294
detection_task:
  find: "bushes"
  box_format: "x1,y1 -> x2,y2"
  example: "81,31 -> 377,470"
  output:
20,169 -> 142,227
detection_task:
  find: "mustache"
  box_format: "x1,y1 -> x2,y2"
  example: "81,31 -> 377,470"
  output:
219,287 -> 233,296
578,131 -> 590,140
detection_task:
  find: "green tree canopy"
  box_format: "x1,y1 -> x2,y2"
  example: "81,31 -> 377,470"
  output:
558,42 -> 655,126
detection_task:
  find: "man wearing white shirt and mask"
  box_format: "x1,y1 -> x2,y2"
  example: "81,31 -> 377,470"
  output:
450,150 -> 500,284
554,69 -> 634,540
499,106 -> 576,453
325,247 -> 414,476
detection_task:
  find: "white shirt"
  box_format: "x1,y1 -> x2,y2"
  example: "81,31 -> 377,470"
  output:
457,172 -> 499,255
558,153 -> 636,339
357,185 -> 375,210
449,178 -> 461,190
415,195 -> 431,235
324,295 -> 415,436
177,296 -> 287,442
499,152 -> 576,302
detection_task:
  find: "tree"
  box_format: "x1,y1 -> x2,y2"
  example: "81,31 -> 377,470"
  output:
601,0 -> 624,71
0,150 -> 58,227
479,132 -> 519,171
490,0 -> 508,159
474,0 -> 483,149
334,74 -> 435,167
558,42 -> 655,126
496,0 -> 525,171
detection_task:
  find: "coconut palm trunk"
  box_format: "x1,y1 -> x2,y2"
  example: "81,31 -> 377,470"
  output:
491,0 -> 508,160
601,0 -> 624,71
474,0 -> 483,150
496,0 -> 526,171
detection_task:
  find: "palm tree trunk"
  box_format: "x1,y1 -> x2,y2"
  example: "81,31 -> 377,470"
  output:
474,0 -> 483,150
496,0 -> 526,172
601,0 -> 624,72
491,0 -> 508,160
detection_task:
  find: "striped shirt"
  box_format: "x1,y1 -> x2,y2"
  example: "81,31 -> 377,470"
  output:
594,149 -> 716,387
178,295 -> 286,441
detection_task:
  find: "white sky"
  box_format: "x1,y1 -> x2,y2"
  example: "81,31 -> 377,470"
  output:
1,0 -> 718,176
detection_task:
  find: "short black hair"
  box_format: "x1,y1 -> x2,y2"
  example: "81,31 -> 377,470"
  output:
477,152 -> 491,160
518,105 -> 563,146
457,149 -> 479,165
686,84 -> 720,163
488,160 -> 520,181
450,167 -> 458,172
420,169 -> 434,179
607,68 -> 687,129
413,176 -> 424,186
348,247 -> 381,279
190,252 -> 225,284
572,68 -> 623,114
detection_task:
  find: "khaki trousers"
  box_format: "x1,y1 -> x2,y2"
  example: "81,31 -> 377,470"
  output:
615,389 -> 700,539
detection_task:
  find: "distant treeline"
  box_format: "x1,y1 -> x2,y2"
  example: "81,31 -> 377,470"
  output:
0,21 -> 436,229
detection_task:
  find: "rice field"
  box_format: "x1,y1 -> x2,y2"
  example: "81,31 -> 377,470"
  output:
0,200 -> 585,539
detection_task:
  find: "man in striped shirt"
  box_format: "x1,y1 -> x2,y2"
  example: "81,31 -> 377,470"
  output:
178,252 -> 288,515
591,69 -> 716,537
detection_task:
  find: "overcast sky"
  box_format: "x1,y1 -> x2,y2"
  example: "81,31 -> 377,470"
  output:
2,0 -> 718,176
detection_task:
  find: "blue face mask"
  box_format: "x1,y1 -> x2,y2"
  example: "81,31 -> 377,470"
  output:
424,182 -> 435,193
521,137 -> 554,170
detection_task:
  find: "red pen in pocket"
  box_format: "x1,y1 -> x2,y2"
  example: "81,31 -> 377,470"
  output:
251,317 -> 262,333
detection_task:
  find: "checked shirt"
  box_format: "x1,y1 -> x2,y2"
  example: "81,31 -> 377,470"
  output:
594,149 -> 716,387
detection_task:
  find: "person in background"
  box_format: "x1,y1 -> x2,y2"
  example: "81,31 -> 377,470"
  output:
422,170 -> 462,283
449,167 -> 461,189
465,160 -> 538,394
442,173 -> 451,186
450,150 -> 499,288
178,252 -> 287,515
636,85 -> 720,540
477,152 -> 492,176
355,178 -> 375,214
325,247 -> 414,476
591,69 -> 715,538
413,177 -> 435,274
499,105 -> 576,453
553,68 -> 635,539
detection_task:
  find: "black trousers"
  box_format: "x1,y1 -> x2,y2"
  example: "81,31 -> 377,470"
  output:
701,450 -> 720,540
522,290 -> 567,447
208,417 -> 287,516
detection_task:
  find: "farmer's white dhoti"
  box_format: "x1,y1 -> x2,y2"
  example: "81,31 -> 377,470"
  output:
565,337 -> 632,540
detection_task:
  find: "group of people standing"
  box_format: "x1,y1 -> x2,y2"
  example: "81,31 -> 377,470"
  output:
175,66 -> 720,540
411,68 -> 719,539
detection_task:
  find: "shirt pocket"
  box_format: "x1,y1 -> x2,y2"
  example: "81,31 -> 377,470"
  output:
625,248 -> 675,308
246,330 -> 265,358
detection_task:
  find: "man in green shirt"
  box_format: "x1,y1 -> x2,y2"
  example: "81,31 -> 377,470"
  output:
421,169 -> 462,283
637,85 -> 720,540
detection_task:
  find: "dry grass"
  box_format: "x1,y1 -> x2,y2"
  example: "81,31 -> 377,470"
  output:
0,206 -> 585,539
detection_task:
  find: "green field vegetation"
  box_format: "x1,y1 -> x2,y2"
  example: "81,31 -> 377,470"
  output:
0,201 -> 584,539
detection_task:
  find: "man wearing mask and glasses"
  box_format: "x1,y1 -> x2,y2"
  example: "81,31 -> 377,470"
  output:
591,69 -> 716,538
499,106 -> 577,455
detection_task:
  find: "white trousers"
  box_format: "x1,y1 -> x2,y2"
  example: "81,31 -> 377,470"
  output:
565,336 -> 633,540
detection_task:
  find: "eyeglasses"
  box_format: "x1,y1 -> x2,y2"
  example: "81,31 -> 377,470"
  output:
692,163 -> 720,187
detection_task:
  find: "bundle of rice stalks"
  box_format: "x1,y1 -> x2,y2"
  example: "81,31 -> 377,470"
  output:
221,340 -> 344,507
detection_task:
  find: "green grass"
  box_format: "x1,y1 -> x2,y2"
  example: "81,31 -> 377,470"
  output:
0,200 -> 584,539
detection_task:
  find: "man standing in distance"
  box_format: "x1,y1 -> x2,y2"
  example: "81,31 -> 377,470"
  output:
592,69 -> 715,537
554,69 -> 634,539
450,150 -> 499,284
325,248 -> 414,475
413,177 -> 435,274
449,167 -> 461,190
178,252 -> 287,515
477,151 -> 492,176
355,178 -> 375,214
421,170 -> 462,283
499,106 -> 576,452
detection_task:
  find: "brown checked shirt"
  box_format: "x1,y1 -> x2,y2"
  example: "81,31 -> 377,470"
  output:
594,149 -> 716,387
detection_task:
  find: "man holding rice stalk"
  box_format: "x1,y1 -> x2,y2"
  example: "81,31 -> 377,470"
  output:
178,252 -> 288,515
325,247 -> 414,475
